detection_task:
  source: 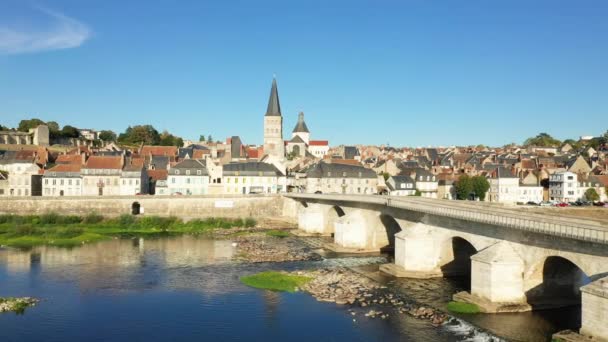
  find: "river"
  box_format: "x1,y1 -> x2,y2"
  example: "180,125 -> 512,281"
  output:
0,236 -> 579,341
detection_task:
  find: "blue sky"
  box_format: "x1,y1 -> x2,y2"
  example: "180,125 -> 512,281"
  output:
1,0 -> 607,147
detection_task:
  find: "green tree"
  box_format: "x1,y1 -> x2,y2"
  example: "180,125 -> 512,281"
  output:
199,135 -> 206,142
98,130 -> 117,142
412,190 -> 422,196
46,121 -> 60,132
471,175 -> 490,201
159,130 -> 184,147
18,118 -> 45,132
118,125 -> 161,145
380,172 -> 390,181
523,133 -> 562,147
0,124 -> 9,131
584,188 -> 600,202
207,135 -> 213,143
454,174 -> 473,200
61,125 -> 80,138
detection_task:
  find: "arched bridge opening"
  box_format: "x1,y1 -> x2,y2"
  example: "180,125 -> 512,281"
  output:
527,256 -> 590,310
379,214 -> 402,254
440,237 -> 477,291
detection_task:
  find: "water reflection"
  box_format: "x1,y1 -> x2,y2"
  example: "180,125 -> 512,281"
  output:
0,237 -> 454,342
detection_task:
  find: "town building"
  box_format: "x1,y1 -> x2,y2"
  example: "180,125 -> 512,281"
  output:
304,162 -> 377,194
42,164 -> 82,196
120,165 -> 149,196
487,167 -> 520,203
167,159 -> 210,195
223,161 -> 286,194
0,151 -> 43,196
386,175 -> 416,196
81,156 -> 124,196
549,171 -> 578,202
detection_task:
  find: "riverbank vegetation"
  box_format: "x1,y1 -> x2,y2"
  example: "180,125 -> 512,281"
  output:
0,297 -> 39,314
240,271 -> 312,292
0,213 -> 256,248
265,230 -> 290,238
446,301 -> 480,314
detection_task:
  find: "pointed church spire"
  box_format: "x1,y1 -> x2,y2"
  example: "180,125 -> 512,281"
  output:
265,77 -> 282,116
292,112 -> 310,133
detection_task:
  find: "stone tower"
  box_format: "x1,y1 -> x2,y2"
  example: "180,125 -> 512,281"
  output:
263,77 -> 285,160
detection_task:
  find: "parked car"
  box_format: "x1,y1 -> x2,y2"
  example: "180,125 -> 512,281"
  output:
593,202 -> 606,207
555,202 -> 569,207
526,201 -> 540,206
539,201 -> 552,207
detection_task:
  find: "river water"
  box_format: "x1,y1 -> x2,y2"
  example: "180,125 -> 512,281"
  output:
0,236 -> 579,341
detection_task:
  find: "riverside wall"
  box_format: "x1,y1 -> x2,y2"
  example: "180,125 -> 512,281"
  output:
0,195 -> 292,220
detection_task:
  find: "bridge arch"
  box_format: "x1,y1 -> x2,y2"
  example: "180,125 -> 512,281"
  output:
324,205 -> 346,235
440,236 -> 477,289
526,255 -> 591,310
378,214 -> 402,252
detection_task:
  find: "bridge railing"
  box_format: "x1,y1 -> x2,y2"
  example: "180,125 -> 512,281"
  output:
285,194 -> 608,245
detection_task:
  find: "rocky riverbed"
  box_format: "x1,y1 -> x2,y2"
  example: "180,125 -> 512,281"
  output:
292,268 -> 450,326
232,232 -> 321,263
0,297 -> 39,314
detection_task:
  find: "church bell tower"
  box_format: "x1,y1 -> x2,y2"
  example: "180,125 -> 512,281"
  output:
263,77 -> 285,160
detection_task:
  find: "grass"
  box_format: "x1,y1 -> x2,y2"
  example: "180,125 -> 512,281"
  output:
447,301 -> 480,314
265,230 -> 290,238
0,213 -> 257,248
240,271 -> 312,292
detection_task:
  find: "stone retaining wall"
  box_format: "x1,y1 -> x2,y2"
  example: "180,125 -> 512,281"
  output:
0,195 -> 288,219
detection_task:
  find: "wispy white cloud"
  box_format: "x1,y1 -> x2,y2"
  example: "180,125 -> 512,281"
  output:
0,7 -> 91,55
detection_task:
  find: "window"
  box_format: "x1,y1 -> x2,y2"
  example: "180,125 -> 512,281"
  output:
52,179 -> 56,185
175,170 -> 180,175
60,179 -> 64,186
68,179 -> 72,186
172,177 -> 176,184
197,170 -> 201,175
186,170 -> 190,175
45,179 -> 48,185
76,180 -> 80,186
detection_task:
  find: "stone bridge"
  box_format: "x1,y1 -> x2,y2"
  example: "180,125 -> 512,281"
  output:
284,194 -> 608,341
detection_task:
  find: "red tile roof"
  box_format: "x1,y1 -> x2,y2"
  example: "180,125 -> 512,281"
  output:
56,154 -> 83,165
148,169 -> 168,181
309,140 -> 329,146
193,150 -> 209,159
140,146 -> 177,156
130,157 -> 145,167
46,164 -> 82,173
330,159 -> 363,166
84,156 -> 123,169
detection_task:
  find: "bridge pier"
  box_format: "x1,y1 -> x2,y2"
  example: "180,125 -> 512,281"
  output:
453,242 -> 530,312
295,203 -> 343,236
297,204 -> 328,235
330,209 -> 389,252
580,276 -> 608,341
380,223 -> 445,278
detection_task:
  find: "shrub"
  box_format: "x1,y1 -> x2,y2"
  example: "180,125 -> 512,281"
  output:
61,215 -> 83,225
55,227 -> 85,238
40,212 -> 61,225
244,218 -> 256,228
83,213 -> 104,224
139,216 -> 180,231
116,214 -> 136,227
13,225 -> 42,236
